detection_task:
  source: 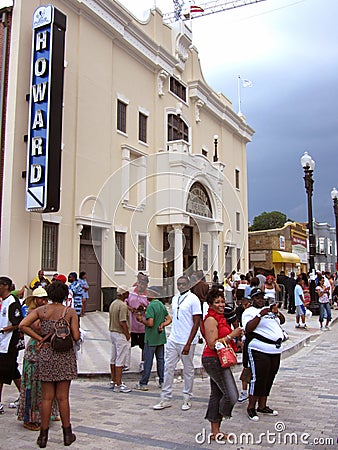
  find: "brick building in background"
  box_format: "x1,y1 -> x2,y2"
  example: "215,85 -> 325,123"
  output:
249,222 -> 308,276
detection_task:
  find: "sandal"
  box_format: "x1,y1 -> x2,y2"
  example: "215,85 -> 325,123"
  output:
51,415 -> 61,421
24,422 -> 40,431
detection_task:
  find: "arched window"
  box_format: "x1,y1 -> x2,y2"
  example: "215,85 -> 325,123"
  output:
167,114 -> 189,142
186,182 -> 212,218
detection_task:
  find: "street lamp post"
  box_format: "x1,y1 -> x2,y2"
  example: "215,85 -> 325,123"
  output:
213,135 -> 218,162
330,187 -> 338,272
300,151 -> 319,315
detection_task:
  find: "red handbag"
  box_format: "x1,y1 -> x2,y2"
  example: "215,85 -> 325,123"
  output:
216,343 -> 238,368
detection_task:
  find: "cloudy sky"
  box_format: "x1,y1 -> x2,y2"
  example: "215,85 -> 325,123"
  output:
119,0 -> 338,226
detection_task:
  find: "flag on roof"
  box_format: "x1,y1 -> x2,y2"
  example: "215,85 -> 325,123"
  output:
190,5 -> 204,14
242,79 -> 253,88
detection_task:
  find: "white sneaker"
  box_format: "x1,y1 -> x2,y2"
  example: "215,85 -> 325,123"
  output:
153,400 -> 172,410
181,394 -> 191,411
139,362 -> 144,373
238,392 -> 249,403
325,325 -> 331,331
295,323 -> 300,328
0,403 -> 4,414
8,399 -> 19,409
113,384 -> 132,393
109,381 -> 115,389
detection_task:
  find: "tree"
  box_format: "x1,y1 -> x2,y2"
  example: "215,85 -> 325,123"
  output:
249,211 -> 288,231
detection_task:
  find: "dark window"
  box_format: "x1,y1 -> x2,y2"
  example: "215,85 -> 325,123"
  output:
170,77 -> 186,102
236,212 -> 240,232
137,235 -> 147,271
168,114 -> 188,142
115,232 -> 125,271
139,112 -> 147,143
237,248 -> 241,272
117,100 -> 127,133
235,169 -> 240,189
42,222 -> 58,271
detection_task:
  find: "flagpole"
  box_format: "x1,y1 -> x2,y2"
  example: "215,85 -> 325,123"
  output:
237,75 -> 242,115
189,1 -> 193,34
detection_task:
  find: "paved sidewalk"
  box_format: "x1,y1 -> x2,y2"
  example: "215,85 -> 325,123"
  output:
2,317 -> 337,450
73,306 -> 338,377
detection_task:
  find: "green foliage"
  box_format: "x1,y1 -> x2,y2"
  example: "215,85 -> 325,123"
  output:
249,211 -> 288,231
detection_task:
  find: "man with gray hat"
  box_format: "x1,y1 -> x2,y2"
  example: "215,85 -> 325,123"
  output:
109,286 -> 132,393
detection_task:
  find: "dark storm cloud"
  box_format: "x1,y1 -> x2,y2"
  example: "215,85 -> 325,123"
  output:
202,0 -> 338,225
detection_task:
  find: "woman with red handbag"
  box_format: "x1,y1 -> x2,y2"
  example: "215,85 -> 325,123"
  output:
201,289 -> 242,441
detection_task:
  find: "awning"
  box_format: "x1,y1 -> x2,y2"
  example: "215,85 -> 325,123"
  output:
272,250 -> 301,264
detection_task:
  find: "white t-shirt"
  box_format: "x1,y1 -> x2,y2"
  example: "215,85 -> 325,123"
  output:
242,306 -> 284,354
169,291 -> 201,345
294,284 -> 304,306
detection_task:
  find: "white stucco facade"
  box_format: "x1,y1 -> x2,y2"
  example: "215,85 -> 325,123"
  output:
0,0 -> 254,308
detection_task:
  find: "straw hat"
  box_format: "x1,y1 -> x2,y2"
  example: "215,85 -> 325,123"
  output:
117,285 -> 129,296
25,286 -> 48,310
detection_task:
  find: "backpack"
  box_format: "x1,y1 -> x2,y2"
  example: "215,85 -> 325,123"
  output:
50,307 -> 73,352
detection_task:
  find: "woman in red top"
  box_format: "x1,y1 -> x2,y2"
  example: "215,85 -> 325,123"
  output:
201,289 -> 242,441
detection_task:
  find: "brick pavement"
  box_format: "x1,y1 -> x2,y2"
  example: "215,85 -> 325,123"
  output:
2,310 -> 337,449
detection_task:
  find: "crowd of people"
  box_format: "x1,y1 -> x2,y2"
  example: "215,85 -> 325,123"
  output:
0,267 -> 337,446
0,271 -> 86,447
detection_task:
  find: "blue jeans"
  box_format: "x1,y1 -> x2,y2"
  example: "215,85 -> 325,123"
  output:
202,356 -> 238,423
139,343 -> 164,386
319,302 -> 331,323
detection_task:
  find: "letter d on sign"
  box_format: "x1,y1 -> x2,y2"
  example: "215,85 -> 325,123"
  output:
30,164 -> 42,183
195,428 -> 206,444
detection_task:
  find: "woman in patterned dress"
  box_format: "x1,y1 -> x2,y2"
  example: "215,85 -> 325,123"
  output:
17,287 -> 59,431
20,281 -> 80,448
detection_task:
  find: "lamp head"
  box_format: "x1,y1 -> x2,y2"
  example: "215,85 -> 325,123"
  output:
300,151 -> 315,171
331,187 -> 338,200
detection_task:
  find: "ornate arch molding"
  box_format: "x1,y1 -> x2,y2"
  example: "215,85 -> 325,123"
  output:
186,182 -> 212,218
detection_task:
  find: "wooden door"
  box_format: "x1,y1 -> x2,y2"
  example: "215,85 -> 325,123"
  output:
80,226 -> 102,311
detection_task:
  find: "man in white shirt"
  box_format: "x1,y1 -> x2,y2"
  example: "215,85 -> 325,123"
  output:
294,277 -> 307,329
153,275 -> 201,411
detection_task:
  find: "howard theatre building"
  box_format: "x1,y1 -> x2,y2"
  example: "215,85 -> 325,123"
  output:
0,0 -> 254,310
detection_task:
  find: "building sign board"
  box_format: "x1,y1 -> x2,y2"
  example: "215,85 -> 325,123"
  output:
26,5 -> 66,212
186,182 -> 212,218
292,237 -> 308,264
279,235 -> 285,250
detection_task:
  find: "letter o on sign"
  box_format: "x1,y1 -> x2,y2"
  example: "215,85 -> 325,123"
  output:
35,57 -> 48,76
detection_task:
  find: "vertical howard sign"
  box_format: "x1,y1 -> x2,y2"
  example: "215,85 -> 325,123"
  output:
26,6 -> 66,212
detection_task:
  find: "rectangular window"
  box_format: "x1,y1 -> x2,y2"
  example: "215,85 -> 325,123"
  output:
168,114 -> 188,142
137,235 -> 147,271
115,232 -> 126,271
318,237 -> 325,254
138,112 -> 147,143
169,76 -> 186,102
42,222 -> 58,271
202,244 -> 208,272
235,169 -> 240,189
236,212 -> 240,232
236,248 -> 241,272
117,100 -> 127,133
